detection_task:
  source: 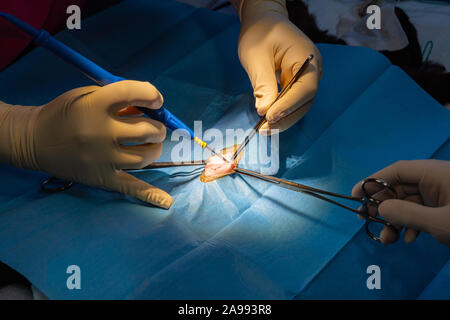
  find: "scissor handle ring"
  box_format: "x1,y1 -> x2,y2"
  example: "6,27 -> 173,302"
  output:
361,178 -> 398,242
41,177 -> 73,193
361,178 -> 397,207
365,216 -> 399,243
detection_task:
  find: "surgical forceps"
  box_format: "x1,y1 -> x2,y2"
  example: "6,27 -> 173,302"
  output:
40,161 -> 206,192
231,54 -> 314,161
233,167 -> 399,242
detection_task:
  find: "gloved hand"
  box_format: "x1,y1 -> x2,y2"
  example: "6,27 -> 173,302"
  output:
236,0 -> 322,134
352,160 -> 450,246
0,80 -> 173,209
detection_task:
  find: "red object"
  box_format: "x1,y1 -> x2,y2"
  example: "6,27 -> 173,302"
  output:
0,0 -> 86,70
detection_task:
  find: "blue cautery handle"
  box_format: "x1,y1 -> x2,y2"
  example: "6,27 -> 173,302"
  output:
0,12 -> 195,138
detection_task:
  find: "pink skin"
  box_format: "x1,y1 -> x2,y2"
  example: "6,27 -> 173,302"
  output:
204,154 -> 236,177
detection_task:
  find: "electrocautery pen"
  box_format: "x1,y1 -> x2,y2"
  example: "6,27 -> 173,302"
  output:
0,12 -> 229,162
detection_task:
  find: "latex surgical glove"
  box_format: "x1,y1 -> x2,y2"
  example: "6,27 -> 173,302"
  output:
0,80 -> 173,209
236,0 -> 322,134
352,160 -> 450,246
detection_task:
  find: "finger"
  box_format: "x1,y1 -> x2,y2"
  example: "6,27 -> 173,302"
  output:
356,194 -> 422,243
50,85 -> 100,106
259,100 -> 313,135
279,45 -> 322,87
351,160 -> 428,198
379,199 -> 441,234
106,171 -> 173,209
369,160 -> 428,189
358,196 -> 425,244
354,189 -> 400,219
117,143 -> 163,170
352,182 -> 364,198
378,218 -> 406,245
394,184 -> 420,199
241,53 -> 279,116
365,193 -> 423,219
116,117 -> 166,144
117,106 -> 143,117
352,180 -> 419,200
356,212 -> 401,245
64,85 -> 100,96
352,181 -> 396,204
89,80 -> 164,114
403,228 -> 420,244
380,226 -> 400,244
266,63 -> 319,124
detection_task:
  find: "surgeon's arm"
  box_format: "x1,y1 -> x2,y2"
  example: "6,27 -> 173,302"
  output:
352,160 -> 450,246
0,81 -> 173,209
230,0 -> 322,134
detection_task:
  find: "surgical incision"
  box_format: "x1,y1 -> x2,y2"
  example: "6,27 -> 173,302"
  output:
200,144 -> 243,183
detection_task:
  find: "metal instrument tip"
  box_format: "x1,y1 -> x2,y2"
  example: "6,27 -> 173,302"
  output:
205,145 -> 232,163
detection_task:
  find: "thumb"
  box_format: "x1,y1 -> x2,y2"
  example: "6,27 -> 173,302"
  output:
379,199 -> 440,235
106,171 -> 173,209
242,54 -> 278,116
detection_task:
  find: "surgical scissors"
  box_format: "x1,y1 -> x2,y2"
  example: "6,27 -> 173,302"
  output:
41,160 -> 398,242
233,167 -> 398,242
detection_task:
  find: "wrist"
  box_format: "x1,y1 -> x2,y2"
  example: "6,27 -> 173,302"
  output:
240,0 -> 288,22
0,102 -> 41,170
